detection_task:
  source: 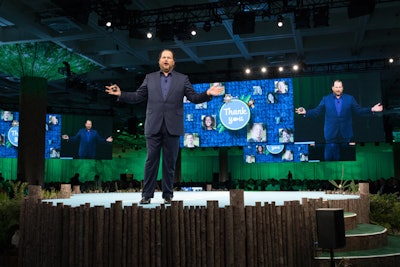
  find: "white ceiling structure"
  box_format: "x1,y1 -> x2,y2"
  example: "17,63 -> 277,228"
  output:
0,0 -> 400,128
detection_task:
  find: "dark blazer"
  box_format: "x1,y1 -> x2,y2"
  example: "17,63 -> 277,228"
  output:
118,70 -> 211,136
305,93 -> 372,142
69,129 -> 106,159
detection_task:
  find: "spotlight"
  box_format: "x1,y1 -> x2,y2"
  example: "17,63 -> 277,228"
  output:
388,58 -> 394,63
190,24 -> 197,36
260,67 -> 267,73
203,21 -> 212,32
104,19 -> 113,32
278,66 -> 284,72
146,31 -> 153,39
292,64 -> 299,71
245,68 -> 251,74
277,15 -> 284,28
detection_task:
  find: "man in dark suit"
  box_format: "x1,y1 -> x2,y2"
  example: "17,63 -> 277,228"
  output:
105,49 -> 223,204
295,80 -> 383,160
62,119 -> 113,159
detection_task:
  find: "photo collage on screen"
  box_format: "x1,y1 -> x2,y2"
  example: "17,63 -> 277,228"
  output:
182,78 -> 309,163
0,110 -> 62,159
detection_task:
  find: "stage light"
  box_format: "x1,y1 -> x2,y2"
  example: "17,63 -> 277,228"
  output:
277,15 -> 284,28
146,31 -> 153,39
292,64 -> 299,71
103,19 -> 114,32
388,58 -> 394,63
278,66 -> 284,72
245,68 -> 251,74
203,21 -> 212,32
260,67 -> 267,73
190,24 -> 197,36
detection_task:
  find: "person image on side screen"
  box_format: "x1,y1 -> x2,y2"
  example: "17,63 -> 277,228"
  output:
267,92 -> 277,104
0,134 -> 5,145
1,111 -> 13,121
256,145 -> 264,154
280,128 -> 293,143
295,79 -> 383,161
185,133 -> 198,148
248,123 -> 266,142
202,115 -> 216,130
105,49 -> 223,205
62,120 -> 113,159
275,81 -> 288,94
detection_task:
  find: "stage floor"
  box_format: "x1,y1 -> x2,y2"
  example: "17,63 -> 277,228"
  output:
42,191 -> 360,208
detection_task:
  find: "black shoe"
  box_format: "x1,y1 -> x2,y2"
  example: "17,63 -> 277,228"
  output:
139,197 -> 151,204
164,198 -> 172,204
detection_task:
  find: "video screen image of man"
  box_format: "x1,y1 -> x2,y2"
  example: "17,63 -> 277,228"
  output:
61,119 -> 113,159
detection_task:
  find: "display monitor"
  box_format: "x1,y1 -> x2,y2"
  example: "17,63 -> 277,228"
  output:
182,72 -> 384,163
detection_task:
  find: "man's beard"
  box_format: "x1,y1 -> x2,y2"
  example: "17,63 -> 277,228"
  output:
161,64 -> 173,72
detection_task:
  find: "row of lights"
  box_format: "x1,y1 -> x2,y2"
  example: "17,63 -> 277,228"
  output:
243,57 -> 399,76
244,64 -> 300,75
101,14 -> 290,38
104,11 -> 399,69
100,4 -> 332,37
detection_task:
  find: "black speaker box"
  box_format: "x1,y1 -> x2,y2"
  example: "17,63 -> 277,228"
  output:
348,0 -> 376,19
232,12 -> 255,35
316,208 -> 346,249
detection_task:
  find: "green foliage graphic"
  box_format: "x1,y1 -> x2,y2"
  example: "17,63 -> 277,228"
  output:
0,42 -> 98,81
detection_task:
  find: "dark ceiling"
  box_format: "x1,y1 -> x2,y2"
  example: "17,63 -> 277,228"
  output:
0,0 -> 400,131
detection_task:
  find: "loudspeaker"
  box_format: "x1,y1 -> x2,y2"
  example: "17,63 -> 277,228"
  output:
232,12 -> 255,34
348,0 -> 376,19
316,208 -> 346,249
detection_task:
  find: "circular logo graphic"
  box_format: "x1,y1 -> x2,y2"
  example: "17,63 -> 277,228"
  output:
7,126 -> 19,147
266,144 -> 284,154
219,99 -> 251,130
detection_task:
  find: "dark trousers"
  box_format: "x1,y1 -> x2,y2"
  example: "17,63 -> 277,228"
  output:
142,121 -> 180,199
324,141 -> 352,161
324,143 -> 341,161
325,132 -> 350,161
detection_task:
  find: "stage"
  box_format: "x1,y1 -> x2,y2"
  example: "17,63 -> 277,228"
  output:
42,190 -> 360,208
20,186 -> 373,267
